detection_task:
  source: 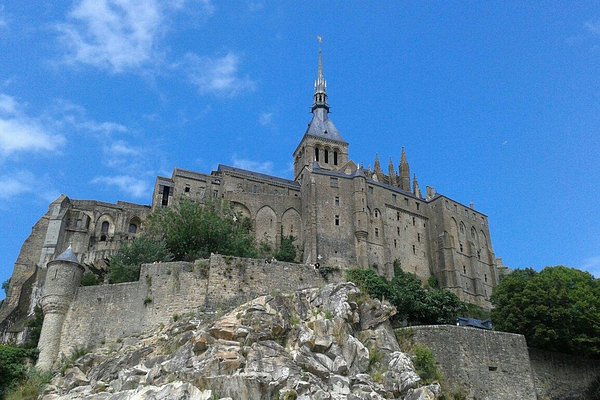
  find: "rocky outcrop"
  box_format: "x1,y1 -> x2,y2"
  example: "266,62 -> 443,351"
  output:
42,283 -> 439,400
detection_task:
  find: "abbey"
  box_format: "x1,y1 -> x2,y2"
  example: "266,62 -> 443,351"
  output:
0,48 -> 505,344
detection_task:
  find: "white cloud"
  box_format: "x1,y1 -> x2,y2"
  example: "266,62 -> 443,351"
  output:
232,155 -> 273,174
57,0 -> 214,73
91,175 -> 150,198
258,112 -> 273,127
185,52 -> 256,97
581,256 -> 600,278
0,93 -> 65,157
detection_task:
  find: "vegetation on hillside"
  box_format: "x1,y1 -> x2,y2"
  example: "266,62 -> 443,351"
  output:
491,266 -> 600,357
347,263 -> 466,325
103,199 -> 299,284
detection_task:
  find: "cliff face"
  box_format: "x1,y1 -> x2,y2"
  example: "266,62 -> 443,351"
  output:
40,283 -> 440,400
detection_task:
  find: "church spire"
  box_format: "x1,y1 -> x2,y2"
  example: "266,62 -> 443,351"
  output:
312,36 -> 329,112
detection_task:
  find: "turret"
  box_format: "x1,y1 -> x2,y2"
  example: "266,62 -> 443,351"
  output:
36,246 -> 84,371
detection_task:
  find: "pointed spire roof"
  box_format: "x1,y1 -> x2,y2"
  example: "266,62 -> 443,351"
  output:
54,245 -> 80,264
401,147 -> 407,164
304,37 -> 347,144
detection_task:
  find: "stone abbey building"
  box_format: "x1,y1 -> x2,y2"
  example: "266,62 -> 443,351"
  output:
0,48 -> 505,343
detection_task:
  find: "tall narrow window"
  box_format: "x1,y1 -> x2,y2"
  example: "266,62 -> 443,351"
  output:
100,221 -> 109,242
324,149 -> 329,163
335,196 -> 340,206
161,186 -> 170,206
463,265 -> 467,274
335,215 -> 340,226
394,239 -> 397,248
315,147 -> 319,162
397,227 -> 400,235
396,211 -> 400,221
460,243 -> 464,252
412,217 -> 416,226
417,233 -> 421,242
412,245 -> 416,254
374,228 -> 379,237
333,151 -> 338,165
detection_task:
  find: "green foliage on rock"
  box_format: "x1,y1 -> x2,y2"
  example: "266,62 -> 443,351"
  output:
80,272 -> 101,287
491,266 -> 600,357
145,199 -> 257,262
273,235 -> 297,262
413,344 -> 442,384
23,306 -> 43,349
346,266 -> 466,325
4,369 -> 52,400
0,345 -> 37,398
108,236 -> 173,284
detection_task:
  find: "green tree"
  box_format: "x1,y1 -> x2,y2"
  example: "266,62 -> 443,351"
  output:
108,236 -> 173,283
491,266 -> 600,357
145,199 -> 257,262
346,266 -> 466,325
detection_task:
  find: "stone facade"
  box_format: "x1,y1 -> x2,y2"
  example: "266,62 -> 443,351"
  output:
1,48 -> 505,343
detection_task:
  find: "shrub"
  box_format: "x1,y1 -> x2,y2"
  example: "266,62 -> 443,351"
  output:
23,306 -> 43,349
0,345 -> 37,397
108,236 -> 172,283
413,344 -> 442,384
273,235 -> 297,262
80,272 -> 101,286
4,369 -> 52,400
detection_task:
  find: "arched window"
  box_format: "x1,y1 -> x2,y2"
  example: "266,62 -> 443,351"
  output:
324,149 -> 329,163
333,151 -> 338,165
100,221 -> 109,241
315,147 -> 319,162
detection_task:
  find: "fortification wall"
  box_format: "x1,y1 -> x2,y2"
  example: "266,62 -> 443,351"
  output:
529,347 -> 600,400
57,255 -> 337,356
403,325 -> 537,400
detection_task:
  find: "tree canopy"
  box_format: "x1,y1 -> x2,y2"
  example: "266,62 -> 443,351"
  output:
347,265 -> 466,325
491,266 -> 600,357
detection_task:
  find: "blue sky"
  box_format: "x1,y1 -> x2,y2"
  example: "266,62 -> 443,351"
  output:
1,1 -> 600,299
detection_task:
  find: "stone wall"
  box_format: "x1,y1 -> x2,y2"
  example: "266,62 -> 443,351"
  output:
529,347 -> 600,400
57,255 -> 338,356
403,325 -> 538,400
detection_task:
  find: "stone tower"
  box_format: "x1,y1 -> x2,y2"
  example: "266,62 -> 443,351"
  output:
293,41 -> 349,180
36,246 -> 84,371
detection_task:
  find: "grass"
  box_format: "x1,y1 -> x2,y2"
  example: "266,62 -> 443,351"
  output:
59,346 -> 89,375
4,369 -> 53,400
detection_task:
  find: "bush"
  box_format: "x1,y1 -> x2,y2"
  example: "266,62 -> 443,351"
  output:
4,369 -> 52,400
145,199 -> 257,261
273,235 -> 297,262
108,236 -> 172,283
80,272 -> 101,286
413,344 -> 442,384
346,266 -> 466,326
0,345 -> 37,397
23,306 -> 43,349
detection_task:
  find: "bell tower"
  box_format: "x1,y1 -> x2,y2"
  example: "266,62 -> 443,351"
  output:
293,38 -> 349,180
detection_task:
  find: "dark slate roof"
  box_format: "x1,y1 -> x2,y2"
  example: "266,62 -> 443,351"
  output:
304,108 -> 347,144
217,165 -> 300,188
54,246 -> 80,264
457,317 -> 493,330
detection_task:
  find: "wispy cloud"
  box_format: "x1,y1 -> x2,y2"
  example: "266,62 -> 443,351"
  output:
0,93 -> 65,158
232,155 -> 273,174
184,52 -> 256,97
258,112 -> 274,127
0,170 -> 59,204
91,175 -> 150,198
581,256 -> 600,278
57,0 -> 215,73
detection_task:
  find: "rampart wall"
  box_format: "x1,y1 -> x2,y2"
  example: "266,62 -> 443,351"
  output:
529,347 -> 600,400
57,255 -> 338,356
403,325 -> 538,400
